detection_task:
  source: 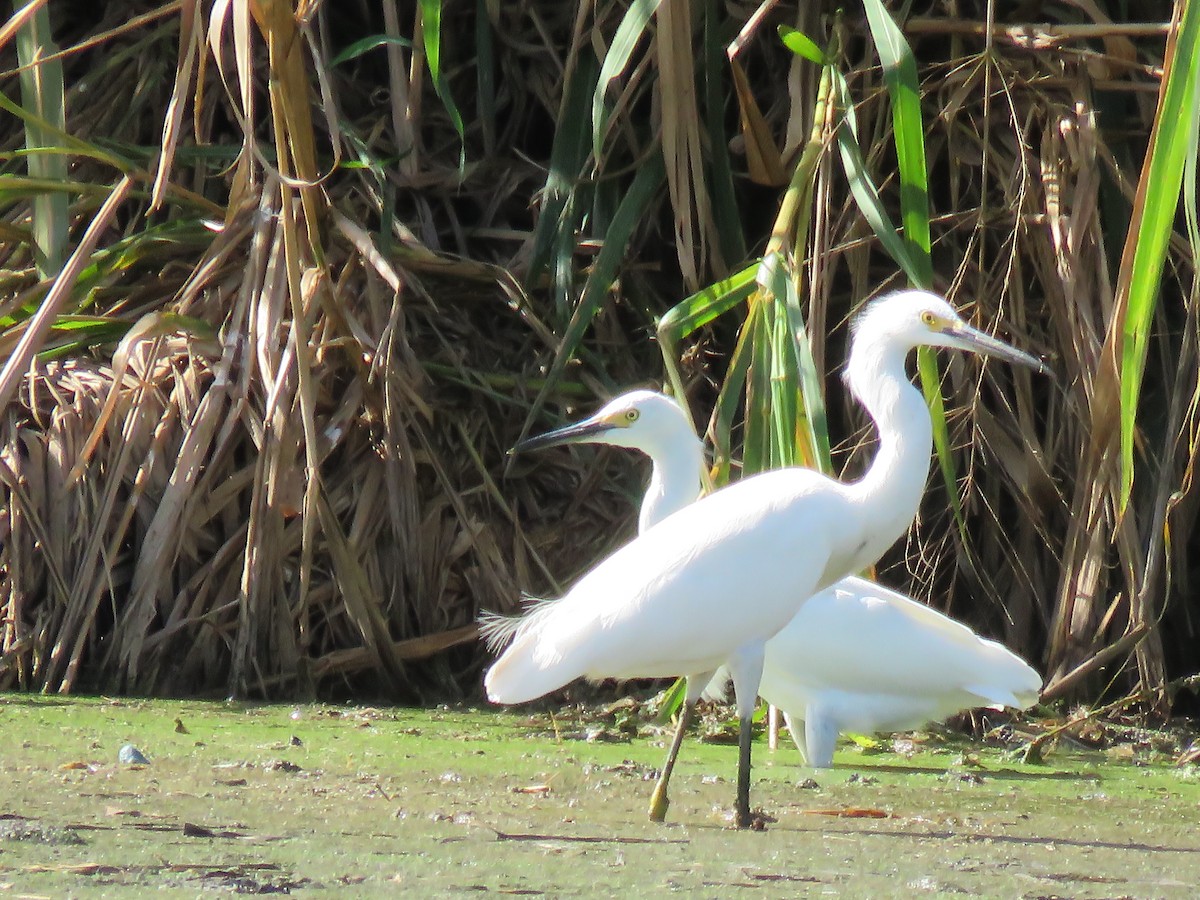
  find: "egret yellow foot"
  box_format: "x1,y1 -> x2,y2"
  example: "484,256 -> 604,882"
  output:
647,785 -> 669,823
646,699 -> 694,824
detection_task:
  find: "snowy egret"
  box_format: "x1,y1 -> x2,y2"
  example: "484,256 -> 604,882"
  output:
732,583 -> 1043,766
509,390 -> 701,536
510,389 -> 1042,771
483,290 -> 1044,828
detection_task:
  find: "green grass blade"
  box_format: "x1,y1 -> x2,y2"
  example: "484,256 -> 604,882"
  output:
833,46 -> 968,546
1118,2 -> 1200,513
778,25 -> 826,65
520,152 -> 665,433
475,0 -> 497,156
15,1 -> 68,279
862,0 -> 932,286
743,301 -> 773,475
710,314 -> 756,485
704,0 -> 745,266
418,0 -> 465,168
764,44 -> 836,259
832,74 -> 924,286
328,35 -> 412,68
572,152 -> 665,345
662,32 -> 838,495
1184,72 -> 1200,267
860,0 -> 965,545
759,252 -> 832,473
768,303 -> 800,469
658,261 -> 757,421
654,675 -> 688,723
592,0 -> 661,161
917,345 -> 963,517
657,261 -> 758,343
528,52 -> 598,317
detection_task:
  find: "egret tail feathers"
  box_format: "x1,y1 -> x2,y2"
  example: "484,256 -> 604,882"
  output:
477,593 -> 558,653
481,594 -> 582,704
967,646 -> 1043,711
965,671 -> 1042,713
966,685 -> 1023,711
484,650 -> 576,704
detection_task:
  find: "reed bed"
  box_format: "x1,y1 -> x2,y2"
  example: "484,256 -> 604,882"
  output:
0,1 -> 1196,714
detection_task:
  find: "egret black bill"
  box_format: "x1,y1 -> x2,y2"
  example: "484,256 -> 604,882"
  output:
939,321 -> 1048,376
510,414 -> 616,455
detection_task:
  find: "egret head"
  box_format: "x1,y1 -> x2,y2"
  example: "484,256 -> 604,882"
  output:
510,390 -> 694,456
853,290 -> 1047,374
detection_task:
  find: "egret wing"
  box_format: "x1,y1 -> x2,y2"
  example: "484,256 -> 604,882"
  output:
761,576 -> 1040,701
486,468 -> 847,703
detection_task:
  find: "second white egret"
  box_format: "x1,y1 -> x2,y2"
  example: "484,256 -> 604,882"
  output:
483,290 -> 1045,828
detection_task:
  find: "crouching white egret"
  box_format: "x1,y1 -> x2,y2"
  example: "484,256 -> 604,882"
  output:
482,290 -> 1045,828
510,388 -> 1042,773
738,583 -> 1042,765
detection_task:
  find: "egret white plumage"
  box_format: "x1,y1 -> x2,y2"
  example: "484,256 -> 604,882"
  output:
482,290 -> 1045,828
509,388 -> 1041,770
746,583 -> 1042,766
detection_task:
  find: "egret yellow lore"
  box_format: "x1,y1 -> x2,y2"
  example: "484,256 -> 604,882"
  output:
482,290 -> 1046,829
512,388 -> 1042,775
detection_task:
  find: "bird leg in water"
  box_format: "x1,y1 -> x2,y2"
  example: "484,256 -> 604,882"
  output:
648,672 -> 713,823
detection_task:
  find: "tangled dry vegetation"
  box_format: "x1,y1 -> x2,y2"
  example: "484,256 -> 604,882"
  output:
0,1 -> 1196,715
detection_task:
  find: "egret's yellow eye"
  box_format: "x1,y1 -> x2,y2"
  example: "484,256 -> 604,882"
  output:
625,409 -> 640,423
920,310 -> 938,327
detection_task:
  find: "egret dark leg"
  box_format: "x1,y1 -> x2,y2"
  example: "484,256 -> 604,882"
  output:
735,709 -> 753,828
648,671 -> 714,823
728,646 -> 765,830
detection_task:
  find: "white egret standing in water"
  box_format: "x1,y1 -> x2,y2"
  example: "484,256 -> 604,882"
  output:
510,388 -> 1041,776
482,290 -> 1045,828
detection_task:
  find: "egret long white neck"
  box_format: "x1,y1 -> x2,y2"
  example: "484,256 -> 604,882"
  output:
640,427 -> 706,533
843,335 -> 934,560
